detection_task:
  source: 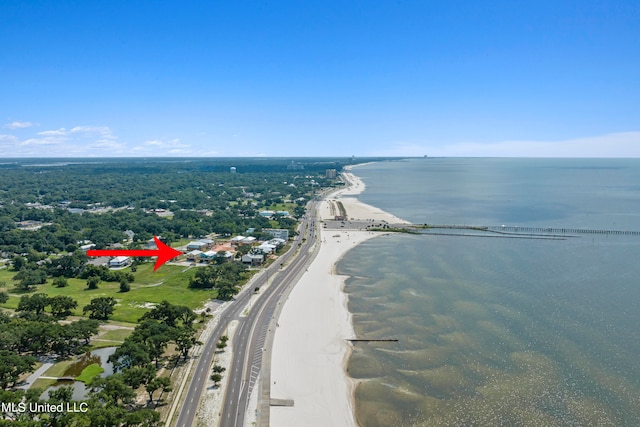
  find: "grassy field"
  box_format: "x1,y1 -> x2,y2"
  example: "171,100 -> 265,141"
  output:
76,363 -> 104,383
266,202 -> 297,212
99,328 -> 134,342
0,263 -> 218,323
31,360 -> 76,390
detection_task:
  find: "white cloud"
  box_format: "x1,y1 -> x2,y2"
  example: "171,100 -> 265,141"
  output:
37,128 -> 68,136
20,137 -> 65,146
70,126 -> 113,136
374,132 -> 640,158
90,139 -> 125,150
0,134 -> 20,154
5,124 -> 125,156
0,134 -> 18,143
372,142 -> 430,157
2,123 -> 221,157
4,121 -> 34,130
132,138 -> 193,155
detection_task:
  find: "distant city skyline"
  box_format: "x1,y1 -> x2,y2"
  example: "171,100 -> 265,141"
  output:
2,1 -> 639,157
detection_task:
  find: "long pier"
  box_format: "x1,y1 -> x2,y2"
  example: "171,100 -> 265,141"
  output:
324,219 -> 640,237
420,224 -> 640,236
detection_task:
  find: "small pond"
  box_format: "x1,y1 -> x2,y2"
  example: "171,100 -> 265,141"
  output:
41,347 -> 117,401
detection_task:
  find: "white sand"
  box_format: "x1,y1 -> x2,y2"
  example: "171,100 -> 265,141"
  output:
323,171 -> 411,225
270,170 -> 407,427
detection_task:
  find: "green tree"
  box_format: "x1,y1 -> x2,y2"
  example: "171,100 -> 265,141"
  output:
87,373 -> 135,406
52,276 -> 68,288
12,267 -> 48,290
188,266 -> 216,288
83,297 -> 116,320
210,372 -> 222,386
0,350 -> 36,388
17,293 -> 50,316
67,319 -> 100,345
0,291 -> 8,304
86,275 -> 100,290
145,376 -> 172,402
49,295 -> 78,319
122,408 -> 161,426
122,364 -> 155,389
119,279 -> 130,293
172,326 -> 200,360
128,319 -> 172,368
139,300 -> 195,328
11,256 -> 26,271
216,279 -> 239,301
109,340 -> 151,371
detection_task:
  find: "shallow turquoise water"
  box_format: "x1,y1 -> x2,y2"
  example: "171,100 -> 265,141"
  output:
340,159 -> 640,426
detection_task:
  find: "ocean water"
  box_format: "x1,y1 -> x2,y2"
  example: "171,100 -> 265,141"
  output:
339,158 -> 640,426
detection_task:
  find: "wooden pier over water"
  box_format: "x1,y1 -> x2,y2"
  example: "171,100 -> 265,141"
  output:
324,219 -> 640,238
418,224 -> 640,236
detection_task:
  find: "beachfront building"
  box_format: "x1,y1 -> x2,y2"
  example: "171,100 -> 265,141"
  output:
240,236 -> 257,245
186,250 -> 203,261
217,251 -> 234,262
198,238 -> 215,248
230,235 -> 246,245
200,250 -> 217,261
109,256 -> 131,268
256,243 -> 277,254
264,228 -> 289,241
242,253 -> 264,266
269,238 -> 286,247
187,241 -> 207,251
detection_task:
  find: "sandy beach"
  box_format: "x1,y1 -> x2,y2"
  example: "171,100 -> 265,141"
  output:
269,168 -> 406,427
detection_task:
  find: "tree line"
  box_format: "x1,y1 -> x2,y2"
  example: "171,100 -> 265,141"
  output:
0,300 -> 198,426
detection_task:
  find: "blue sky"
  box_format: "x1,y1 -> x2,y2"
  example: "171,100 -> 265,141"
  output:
1,0 -> 639,157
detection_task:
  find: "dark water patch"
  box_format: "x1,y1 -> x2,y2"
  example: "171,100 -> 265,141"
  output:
42,347 -> 116,401
63,353 -> 101,377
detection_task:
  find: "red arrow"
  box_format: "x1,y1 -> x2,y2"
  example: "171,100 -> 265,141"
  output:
87,236 -> 183,271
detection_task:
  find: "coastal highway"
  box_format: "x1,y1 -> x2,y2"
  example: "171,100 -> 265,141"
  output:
219,201 -> 320,427
173,200 -> 320,427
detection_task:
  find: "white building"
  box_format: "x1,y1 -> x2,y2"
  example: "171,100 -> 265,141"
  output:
230,235 -> 246,245
264,228 -> 289,240
241,236 -> 257,245
200,250 -> 217,260
187,241 -> 207,250
109,256 -> 131,268
186,250 -> 203,261
242,253 -> 264,266
257,243 -> 276,254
